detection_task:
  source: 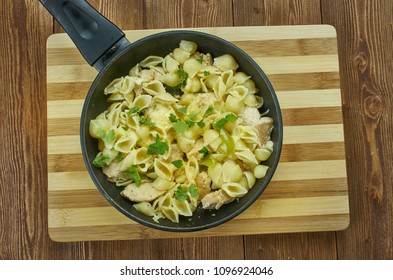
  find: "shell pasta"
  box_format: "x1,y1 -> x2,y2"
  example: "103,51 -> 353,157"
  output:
89,40 -> 274,223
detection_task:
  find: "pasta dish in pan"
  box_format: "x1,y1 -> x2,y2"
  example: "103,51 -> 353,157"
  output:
89,40 -> 274,223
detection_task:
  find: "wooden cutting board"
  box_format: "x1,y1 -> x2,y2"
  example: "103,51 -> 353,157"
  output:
46,25 -> 349,242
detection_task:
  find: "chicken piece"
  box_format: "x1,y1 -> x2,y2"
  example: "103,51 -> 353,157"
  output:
138,69 -> 162,82
240,106 -> 260,126
166,144 -> 184,163
195,171 -> 211,199
201,189 -> 234,210
120,183 -> 164,203
102,160 -> 123,182
240,106 -> 274,147
186,139 -> 204,160
253,116 -> 273,147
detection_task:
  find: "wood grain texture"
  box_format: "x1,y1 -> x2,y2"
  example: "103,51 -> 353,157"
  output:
321,0 -> 393,259
46,25 -> 348,242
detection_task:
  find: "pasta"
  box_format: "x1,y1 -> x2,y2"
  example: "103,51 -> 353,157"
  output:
89,40 -> 274,222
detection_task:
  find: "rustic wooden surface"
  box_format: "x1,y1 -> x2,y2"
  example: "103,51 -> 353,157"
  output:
0,0 -> 392,259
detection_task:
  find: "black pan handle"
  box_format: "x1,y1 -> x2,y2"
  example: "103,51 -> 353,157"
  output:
40,0 -> 130,71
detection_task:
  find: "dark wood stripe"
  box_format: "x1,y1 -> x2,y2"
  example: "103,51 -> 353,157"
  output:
48,189 -> 109,209
47,140 -> 346,173
263,177 -> 348,199
47,82 -> 91,101
280,142 -> 346,162
48,154 -> 86,172
46,72 -> 340,101
48,117 -> 80,136
282,107 -> 343,126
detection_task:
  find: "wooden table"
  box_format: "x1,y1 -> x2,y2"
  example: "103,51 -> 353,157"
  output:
1,0 -> 392,259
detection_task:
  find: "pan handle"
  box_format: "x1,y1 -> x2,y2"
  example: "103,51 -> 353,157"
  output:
40,0 -> 130,71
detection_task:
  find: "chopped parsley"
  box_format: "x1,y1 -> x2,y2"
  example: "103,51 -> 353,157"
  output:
93,154 -> 110,168
170,109 -> 204,133
175,184 -> 200,202
139,116 -> 156,128
147,135 -> 169,155
213,113 -> 238,129
172,119 -> 188,134
115,152 -> 124,162
124,165 -> 141,186
97,128 -> 116,144
203,106 -> 214,118
177,106 -> 188,115
198,146 -> 210,158
171,160 -> 183,168
203,70 -> 210,76
127,106 -> 140,116
196,55 -> 204,63
165,69 -> 188,91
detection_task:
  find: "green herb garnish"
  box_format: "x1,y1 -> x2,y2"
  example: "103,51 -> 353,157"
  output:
93,154 -> 110,168
115,152 -> 124,162
203,70 -> 210,76
175,184 -> 200,202
171,160 -> 183,168
196,55 -> 204,63
139,116 -> 156,128
147,135 -> 169,155
178,107 -> 188,115
198,146 -> 210,158
124,165 -> 141,186
127,106 -> 140,116
213,113 -> 238,129
172,119 -> 188,134
169,113 -> 178,123
189,183 -> 200,198
203,106 -> 214,118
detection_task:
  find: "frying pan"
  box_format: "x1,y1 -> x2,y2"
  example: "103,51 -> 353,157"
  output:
41,0 -> 283,232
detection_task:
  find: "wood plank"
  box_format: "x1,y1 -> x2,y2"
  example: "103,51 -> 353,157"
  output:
233,0 -> 322,26
0,0 -> 86,260
143,0 -> 233,28
322,0 -> 393,259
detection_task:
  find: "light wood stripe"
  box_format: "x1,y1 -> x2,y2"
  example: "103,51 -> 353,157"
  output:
276,89 -> 341,109
48,171 -> 93,191
255,55 -> 339,74
47,99 -> 84,119
46,75 -> 341,101
273,160 -> 347,181
46,25 -> 337,49
47,38 -> 338,66
283,124 -> 344,144
48,195 -> 347,228
48,135 -> 81,154
47,65 -> 96,84
268,72 -> 340,91
47,160 -> 346,192
47,214 -> 349,241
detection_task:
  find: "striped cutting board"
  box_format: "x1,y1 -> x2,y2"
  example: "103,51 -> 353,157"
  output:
47,25 -> 349,241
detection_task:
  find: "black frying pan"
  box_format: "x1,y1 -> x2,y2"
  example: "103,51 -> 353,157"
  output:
41,0 -> 283,232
